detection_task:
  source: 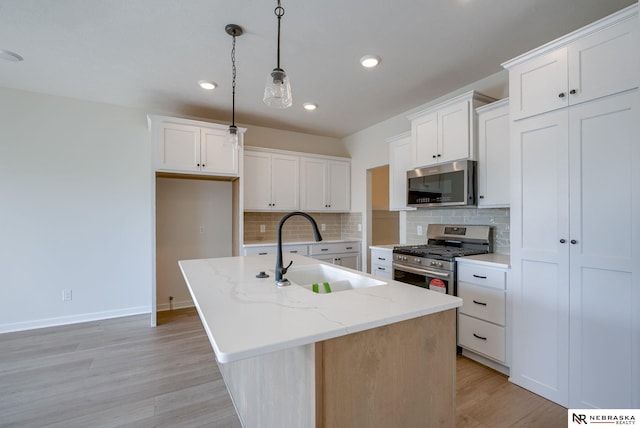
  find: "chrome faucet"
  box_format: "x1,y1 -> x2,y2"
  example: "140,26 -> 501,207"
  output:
275,211 -> 323,287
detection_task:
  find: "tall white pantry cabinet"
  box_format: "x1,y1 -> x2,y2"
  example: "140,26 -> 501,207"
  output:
504,4 -> 639,409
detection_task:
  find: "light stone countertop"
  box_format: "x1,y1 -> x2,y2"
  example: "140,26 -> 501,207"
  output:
455,253 -> 511,269
179,254 -> 462,363
369,244 -> 398,251
243,239 -> 360,248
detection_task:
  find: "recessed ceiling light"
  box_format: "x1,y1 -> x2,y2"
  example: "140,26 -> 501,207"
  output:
360,55 -> 381,68
198,80 -> 217,90
303,103 -> 317,111
0,49 -> 24,62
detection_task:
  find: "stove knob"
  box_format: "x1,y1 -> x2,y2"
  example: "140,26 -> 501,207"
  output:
414,258 -> 421,264
438,262 -> 443,267
430,261 -> 436,266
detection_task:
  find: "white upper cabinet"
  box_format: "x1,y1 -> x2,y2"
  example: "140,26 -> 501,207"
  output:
476,99 -> 510,208
505,7 -> 638,120
407,91 -> 495,169
244,150 -> 299,211
387,132 -> 415,211
300,157 -> 351,212
149,115 -> 242,177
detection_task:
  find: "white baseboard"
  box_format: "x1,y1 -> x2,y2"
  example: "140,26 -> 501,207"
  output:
0,306 -> 151,334
156,299 -> 194,312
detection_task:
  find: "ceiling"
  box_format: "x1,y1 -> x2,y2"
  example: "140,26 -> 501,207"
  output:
0,0 -> 636,138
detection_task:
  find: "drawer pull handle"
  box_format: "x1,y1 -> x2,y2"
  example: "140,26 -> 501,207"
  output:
378,267 -> 386,271
473,300 -> 487,306
289,250 -> 298,253
473,333 -> 487,341
346,247 -> 353,250
378,257 -> 386,261
321,248 -> 329,252
259,252 -> 268,255
472,274 -> 487,279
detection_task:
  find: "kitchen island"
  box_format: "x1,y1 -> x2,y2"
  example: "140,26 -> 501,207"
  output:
179,254 -> 462,428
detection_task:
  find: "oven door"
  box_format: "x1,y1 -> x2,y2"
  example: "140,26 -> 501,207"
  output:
393,263 -> 455,295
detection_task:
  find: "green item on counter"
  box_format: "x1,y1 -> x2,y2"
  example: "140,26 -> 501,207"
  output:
323,282 -> 332,293
312,283 -> 319,293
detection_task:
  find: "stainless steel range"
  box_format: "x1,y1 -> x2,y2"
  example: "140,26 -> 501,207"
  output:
393,224 -> 492,295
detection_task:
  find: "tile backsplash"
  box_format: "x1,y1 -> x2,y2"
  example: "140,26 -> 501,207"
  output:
244,212 -> 362,243
406,208 -> 510,254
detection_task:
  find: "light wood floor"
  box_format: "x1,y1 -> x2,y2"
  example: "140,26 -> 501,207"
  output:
0,308 -> 565,427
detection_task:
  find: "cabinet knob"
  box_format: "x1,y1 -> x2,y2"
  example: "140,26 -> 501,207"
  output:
202,164 -> 205,167
558,92 -> 566,98
197,163 -> 200,167
479,195 -> 484,199
569,89 -> 577,95
560,239 -> 566,243
437,154 -> 441,157
432,155 -> 437,159
571,239 -> 577,245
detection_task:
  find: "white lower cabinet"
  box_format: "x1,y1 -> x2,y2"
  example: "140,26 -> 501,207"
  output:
309,242 -> 361,271
457,262 -> 508,374
370,247 -> 393,279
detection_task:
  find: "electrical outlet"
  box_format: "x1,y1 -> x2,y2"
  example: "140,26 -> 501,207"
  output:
199,225 -> 205,234
260,224 -> 265,233
62,289 -> 72,301
417,225 -> 423,236
321,224 -> 326,231
357,223 -> 362,232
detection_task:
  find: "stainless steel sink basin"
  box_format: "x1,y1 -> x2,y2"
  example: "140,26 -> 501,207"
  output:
285,264 -> 386,293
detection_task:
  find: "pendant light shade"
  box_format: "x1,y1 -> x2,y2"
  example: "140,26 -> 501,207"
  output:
226,24 -> 243,148
263,1 -> 292,108
263,68 -> 292,109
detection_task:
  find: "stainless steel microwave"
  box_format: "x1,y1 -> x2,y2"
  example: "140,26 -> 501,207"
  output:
407,160 -> 476,208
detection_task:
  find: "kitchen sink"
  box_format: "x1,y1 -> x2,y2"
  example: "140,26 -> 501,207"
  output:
285,264 -> 386,293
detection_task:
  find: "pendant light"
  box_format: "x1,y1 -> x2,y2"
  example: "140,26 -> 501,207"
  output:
226,24 -> 243,148
263,0 -> 292,108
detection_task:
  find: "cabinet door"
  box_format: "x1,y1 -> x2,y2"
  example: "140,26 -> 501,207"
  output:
567,16 -> 638,108
271,154 -> 299,211
509,49 -> 569,120
568,92 -> 640,409
327,160 -> 350,212
438,100 -> 471,162
155,123 -> 201,172
244,152 -> 273,210
509,109 -> 570,406
477,102 -> 510,207
201,127 -> 238,176
335,254 -> 360,271
411,111 -> 438,167
388,135 -> 415,211
300,158 -> 327,211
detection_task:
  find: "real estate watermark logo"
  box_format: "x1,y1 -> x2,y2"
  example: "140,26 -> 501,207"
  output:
568,409 -> 639,426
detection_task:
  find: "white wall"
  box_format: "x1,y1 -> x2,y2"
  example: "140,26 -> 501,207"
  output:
342,71 -> 510,266
243,124 -> 347,157
0,87 -> 153,332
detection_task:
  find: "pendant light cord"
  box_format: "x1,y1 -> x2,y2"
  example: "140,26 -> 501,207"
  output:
231,32 -> 237,127
275,0 -> 284,69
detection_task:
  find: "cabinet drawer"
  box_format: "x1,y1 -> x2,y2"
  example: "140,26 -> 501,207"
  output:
243,244 -> 308,256
370,249 -> 393,268
458,314 -> 506,363
458,263 -> 506,290
309,242 -> 359,256
243,246 -> 276,256
372,264 -> 392,279
458,283 -> 506,325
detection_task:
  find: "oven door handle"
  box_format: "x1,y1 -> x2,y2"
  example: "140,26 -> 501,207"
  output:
394,264 -> 451,279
